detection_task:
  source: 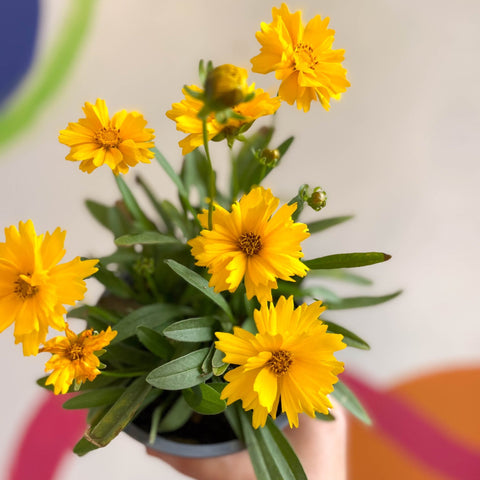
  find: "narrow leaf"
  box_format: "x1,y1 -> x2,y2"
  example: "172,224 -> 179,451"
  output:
114,175 -> 156,231
112,303 -> 190,343
85,199 -> 130,237
331,380 -> 371,425
324,290 -> 402,310
84,376 -> 152,448
163,316 -> 217,342
323,320 -> 370,350
307,268 -> 373,286
307,215 -> 354,234
165,259 -> 233,321
94,263 -> 134,299
136,325 -> 173,359
146,348 -> 212,390
304,252 -> 392,269
62,387 -> 125,410
157,395 -> 193,433
115,232 -> 180,247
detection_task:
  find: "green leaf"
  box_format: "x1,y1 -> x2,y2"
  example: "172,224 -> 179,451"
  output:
307,268 -> 373,286
85,199 -> 131,237
181,148 -> 210,207
323,320 -> 370,350
73,437 -> 99,456
112,303 -> 190,343
307,215 -> 354,234
165,259 -> 234,321
67,305 -> 120,331
62,387 -> 125,410
153,147 -> 189,200
94,263 -> 134,299
157,395 -> 193,433
276,283 -> 340,304
304,252 -> 392,269
79,377 -> 152,452
324,290 -> 402,310
115,231 -> 180,247
332,380 -> 371,425
238,408 -> 307,480
183,383 -> 227,415
146,347 -> 212,390
212,348 -> 228,376
136,326 -> 173,359
163,316 -> 217,342
114,175 -> 156,231
276,136 -> 294,156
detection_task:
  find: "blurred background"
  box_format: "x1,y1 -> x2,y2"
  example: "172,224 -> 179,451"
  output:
1,0 -> 479,478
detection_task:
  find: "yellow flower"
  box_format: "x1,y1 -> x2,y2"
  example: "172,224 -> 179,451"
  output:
166,84 -> 281,156
0,220 -> 98,355
40,324 -> 117,394
188,187 -> 309,303
216,296 -> 346,428
205,64 -> 249,109
251,3 -> 350,112
59,98 -> 155,175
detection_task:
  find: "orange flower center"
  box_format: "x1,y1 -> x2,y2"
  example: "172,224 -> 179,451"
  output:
238,232 -> 263,256
267,350 -> 294,376
67,343 -> 85,361
14,274 -> 39,300
94,127 -> 120,148
293,42 -> 319,71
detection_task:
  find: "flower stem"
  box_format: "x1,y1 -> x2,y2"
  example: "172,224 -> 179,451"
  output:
202,118 -> 215,230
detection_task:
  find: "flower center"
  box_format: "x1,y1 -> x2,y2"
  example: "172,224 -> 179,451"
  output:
94,127 -> 120,148
68,343 -> 85,361
238,232 -> 263,256
267,350 -> 294,376
14,274 -> 39,300
293,42 -> 318,71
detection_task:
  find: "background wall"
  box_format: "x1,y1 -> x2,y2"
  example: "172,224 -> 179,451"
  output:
1,1 -> 479,478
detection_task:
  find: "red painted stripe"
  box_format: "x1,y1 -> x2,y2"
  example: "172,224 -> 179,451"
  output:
343,372 -> 480,480
8,392 -> 86,480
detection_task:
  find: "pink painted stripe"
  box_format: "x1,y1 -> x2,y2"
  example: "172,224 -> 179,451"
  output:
342,372 -> 480,480
8,392 -> 86,480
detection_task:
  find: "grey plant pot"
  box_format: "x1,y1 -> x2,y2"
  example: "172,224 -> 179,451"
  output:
124,414 -> 289,458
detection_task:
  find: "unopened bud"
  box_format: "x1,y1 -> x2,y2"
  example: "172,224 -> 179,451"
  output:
307,186 -> 327,211
259,148 -> 281,168
205,64 -> 249,110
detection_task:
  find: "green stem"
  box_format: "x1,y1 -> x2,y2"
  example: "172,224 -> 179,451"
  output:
202,118 -> 215,230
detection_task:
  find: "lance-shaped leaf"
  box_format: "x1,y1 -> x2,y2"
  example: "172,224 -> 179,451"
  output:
94,263 -> 134,299
147,347 -> 212,390
112,303 -> 190,343
62,387 -> 125,410
304,252 -> 391,270
324,290 -> 402,310
85,200 -> 131,237
165,259 -> 234,321
331,380 -> 371,425
136,326 -> 173,359
163,316 -> 217,342
75,376 -> 152,454
115,175 -> 156,231
183,383 -> 227,415
322,320 -> 370,350
239,408 -> 307,480
115,231 -> 180,247
157,395 -> 193,433
307,215 -> 353,234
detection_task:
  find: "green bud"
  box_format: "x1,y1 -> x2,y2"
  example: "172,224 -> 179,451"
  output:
204,64 -> 249,110
258,148 -> 281,168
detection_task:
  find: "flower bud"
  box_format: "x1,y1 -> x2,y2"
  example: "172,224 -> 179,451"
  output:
259,148 -> 281,168
205,64 -> 249,110
307,186 -> 327,211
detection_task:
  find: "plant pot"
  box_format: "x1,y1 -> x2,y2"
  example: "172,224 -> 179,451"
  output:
124,413 -> 289,458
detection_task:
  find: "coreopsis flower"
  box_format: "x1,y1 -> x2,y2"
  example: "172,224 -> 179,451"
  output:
204,64 -> 249,109
216,296 -> 346,428
251,3 -> 350,112
40,324 -> 117,394
59,98 -> 155,175
166,84 -> 281,156
0,220 -> 98,355
188,187 -> 309,303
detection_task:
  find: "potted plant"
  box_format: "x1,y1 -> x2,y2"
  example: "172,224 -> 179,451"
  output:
0,4 -> 398,479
